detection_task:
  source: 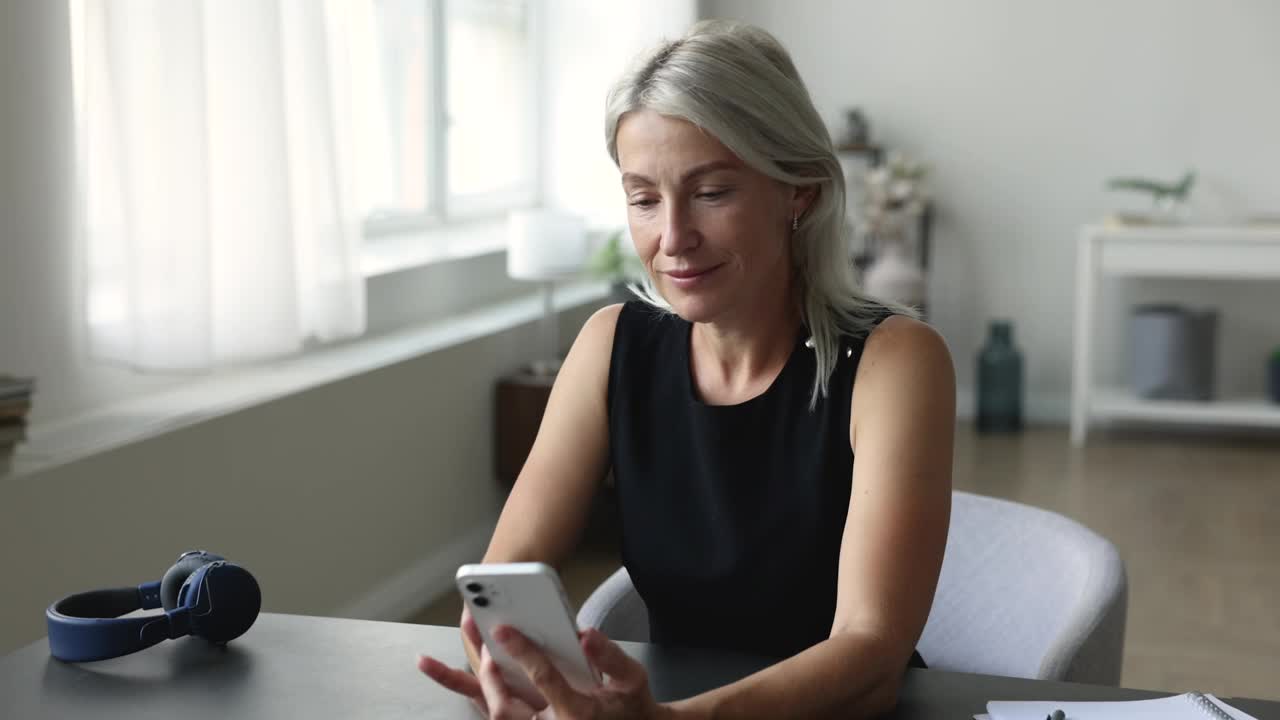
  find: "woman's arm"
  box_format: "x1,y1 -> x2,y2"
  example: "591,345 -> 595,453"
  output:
460,304 -> 622,672
483,303 -> 620,566
668,315 -> 955,720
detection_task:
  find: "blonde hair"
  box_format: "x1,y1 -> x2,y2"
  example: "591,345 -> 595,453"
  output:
605,19 -> 917,406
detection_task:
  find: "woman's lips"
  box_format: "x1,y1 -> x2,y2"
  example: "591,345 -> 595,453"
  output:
664,264 -> 722,288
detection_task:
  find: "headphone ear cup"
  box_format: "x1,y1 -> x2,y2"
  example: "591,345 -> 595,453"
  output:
161,553 -> 215,611
186,563 -> 262,644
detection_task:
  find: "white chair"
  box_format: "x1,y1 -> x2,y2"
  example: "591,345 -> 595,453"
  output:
576,490 -> 1128,685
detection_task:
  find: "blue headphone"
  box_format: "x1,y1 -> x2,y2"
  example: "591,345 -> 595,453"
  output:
46,550 -> 261,662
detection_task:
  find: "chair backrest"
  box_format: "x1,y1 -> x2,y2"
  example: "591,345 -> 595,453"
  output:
917,491 -> 1127,685
577,491 -> 1128,685
576,564 -> 650,643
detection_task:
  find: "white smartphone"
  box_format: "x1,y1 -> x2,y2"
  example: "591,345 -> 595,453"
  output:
455,562 -> 602,696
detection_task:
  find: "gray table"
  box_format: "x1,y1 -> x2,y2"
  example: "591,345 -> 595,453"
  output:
3,613 -> 1277,718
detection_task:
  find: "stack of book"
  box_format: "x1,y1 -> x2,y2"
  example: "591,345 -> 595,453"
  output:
1,375 -> 35,457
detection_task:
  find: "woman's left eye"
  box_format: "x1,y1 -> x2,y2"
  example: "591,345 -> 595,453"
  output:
696,189 -> 729,201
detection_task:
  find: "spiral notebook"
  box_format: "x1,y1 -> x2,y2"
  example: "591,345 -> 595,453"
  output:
975,692 -> 1260,720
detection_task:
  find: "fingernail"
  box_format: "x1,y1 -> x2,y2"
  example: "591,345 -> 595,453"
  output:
493,626 -> 512,643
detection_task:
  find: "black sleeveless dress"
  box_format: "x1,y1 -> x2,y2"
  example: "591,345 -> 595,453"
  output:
606,301 -> 926,668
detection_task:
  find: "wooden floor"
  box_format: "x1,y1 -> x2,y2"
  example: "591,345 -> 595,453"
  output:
408,422 -> 1280,700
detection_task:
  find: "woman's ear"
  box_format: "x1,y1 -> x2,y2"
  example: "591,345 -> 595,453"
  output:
791,185 -> 819,223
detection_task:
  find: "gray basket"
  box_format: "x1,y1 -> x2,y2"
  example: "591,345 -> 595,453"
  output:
1129,304 -> 1217,401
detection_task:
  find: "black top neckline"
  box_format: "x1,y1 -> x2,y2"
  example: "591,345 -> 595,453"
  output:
680,319 -> 809,409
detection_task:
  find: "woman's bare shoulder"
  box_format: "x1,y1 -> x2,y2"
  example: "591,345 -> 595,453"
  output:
862,314 -> 950,367
556,303 -> 626,387
575,302 -> 625,355
851,314 -> 956,436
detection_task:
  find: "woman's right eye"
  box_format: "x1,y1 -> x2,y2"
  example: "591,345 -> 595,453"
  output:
629,198 -> 658,209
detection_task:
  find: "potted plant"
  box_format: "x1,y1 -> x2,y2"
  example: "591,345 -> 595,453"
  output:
586,228 -> 644,305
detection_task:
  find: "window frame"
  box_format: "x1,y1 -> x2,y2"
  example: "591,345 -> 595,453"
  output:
362,0 -> 542,242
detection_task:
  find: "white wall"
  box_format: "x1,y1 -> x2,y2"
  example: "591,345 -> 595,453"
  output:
703,0 -> 1280,417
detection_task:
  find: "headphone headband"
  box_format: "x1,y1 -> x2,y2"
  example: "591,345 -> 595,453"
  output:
46,582 -> 182,662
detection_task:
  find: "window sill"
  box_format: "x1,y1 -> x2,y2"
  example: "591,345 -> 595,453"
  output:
3,280 -> 611,480
360,217 -> 618,278
361,218 -> 511,278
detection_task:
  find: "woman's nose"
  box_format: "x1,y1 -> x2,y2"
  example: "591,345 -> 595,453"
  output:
659,202 -> 698,256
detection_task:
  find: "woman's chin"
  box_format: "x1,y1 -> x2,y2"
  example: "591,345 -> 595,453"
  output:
664,293 -> 724,324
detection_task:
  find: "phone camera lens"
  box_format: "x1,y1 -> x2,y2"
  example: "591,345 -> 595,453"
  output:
464,582 -> 483,594
473,596 -> 490,608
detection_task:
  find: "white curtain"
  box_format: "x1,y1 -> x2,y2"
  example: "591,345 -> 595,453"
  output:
74,0 -> 365,371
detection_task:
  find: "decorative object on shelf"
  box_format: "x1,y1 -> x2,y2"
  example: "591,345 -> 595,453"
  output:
585,227 -> 644,305
855,152 -> 931,310
861,152 -> 930,231
836,107 -> 872,149
1268,346 -> 1280,405
0,374 -> 35,461
507,209 -> 589,376
833,108 -> 884,243
862,241 -> 925,308
976,320 -> 1024,433
1104,170 -> 1196,225
1129,304 -> 1217,402
829,108 -> 934,311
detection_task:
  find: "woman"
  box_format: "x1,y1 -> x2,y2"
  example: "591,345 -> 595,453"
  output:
420,19 -> 954,720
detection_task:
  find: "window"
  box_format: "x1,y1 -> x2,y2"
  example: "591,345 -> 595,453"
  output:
353,0 -> 538,238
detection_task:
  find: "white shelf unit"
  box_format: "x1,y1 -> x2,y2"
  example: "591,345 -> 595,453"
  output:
1091,388 -> 1280,427
1069,224 -> 1280,446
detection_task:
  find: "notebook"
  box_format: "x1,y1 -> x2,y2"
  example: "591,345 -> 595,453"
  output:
975,692 -> 1260,720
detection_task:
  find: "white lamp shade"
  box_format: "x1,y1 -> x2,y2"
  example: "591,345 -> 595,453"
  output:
507,210 -> 589,281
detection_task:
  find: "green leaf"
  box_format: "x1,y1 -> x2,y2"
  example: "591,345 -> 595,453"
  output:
584,228 -> 641,282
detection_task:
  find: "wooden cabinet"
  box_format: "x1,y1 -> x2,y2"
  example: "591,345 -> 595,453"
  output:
494,368 -> 621,549
495,369 -> 556,487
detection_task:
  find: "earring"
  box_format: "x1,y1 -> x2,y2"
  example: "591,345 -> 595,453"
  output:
792,215 -> 799,231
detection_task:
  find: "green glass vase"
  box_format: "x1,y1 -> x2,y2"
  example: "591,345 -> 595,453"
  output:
977,320 -> 1024,432
1269,346 -> 1280,404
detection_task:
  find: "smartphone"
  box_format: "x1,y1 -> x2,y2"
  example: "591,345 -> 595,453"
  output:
455,562 -> 602,696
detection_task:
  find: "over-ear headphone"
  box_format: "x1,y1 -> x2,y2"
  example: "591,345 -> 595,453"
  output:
46,550 -> 261,662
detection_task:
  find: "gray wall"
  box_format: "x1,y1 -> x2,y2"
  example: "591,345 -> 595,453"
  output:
0,302 -> 601,653
703,0 -> 1280,417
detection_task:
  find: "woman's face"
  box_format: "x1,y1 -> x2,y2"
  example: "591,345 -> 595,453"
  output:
616,110 -> 804,324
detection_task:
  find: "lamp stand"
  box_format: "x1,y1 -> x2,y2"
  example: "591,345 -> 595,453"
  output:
528,280 -> 561,377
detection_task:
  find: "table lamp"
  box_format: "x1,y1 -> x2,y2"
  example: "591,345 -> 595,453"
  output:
507,209 -> 588,376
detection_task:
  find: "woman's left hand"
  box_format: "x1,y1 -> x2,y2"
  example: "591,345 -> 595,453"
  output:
420,624 -> 673,720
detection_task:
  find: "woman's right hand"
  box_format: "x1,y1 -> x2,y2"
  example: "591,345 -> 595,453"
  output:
418,606 -> 551,716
